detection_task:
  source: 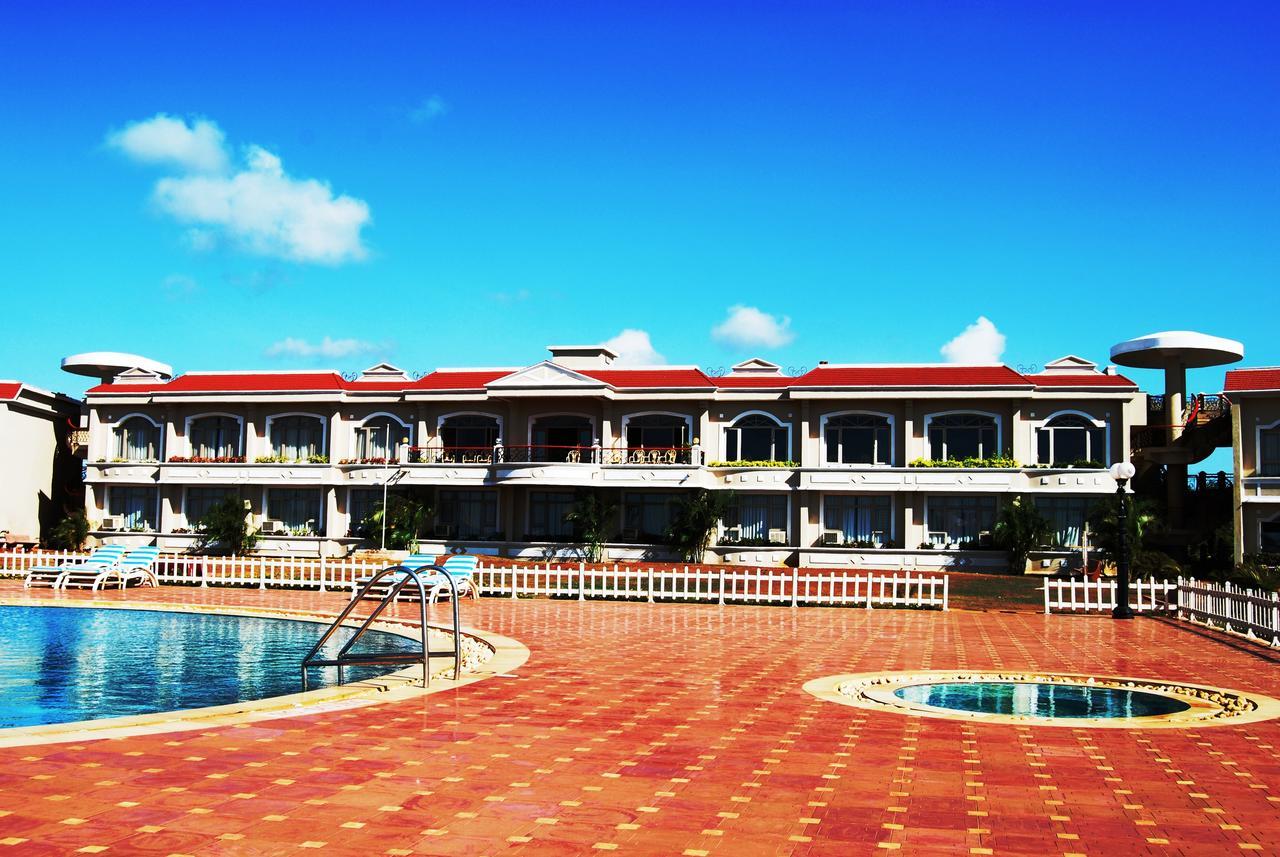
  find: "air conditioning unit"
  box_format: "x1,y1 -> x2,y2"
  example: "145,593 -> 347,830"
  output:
722,526 -> 740,542
100,516 -> 121,531
820,530 -> 842,546
434,523 -> 457,539
259,519 -> 284,534
767,528 -> 787,545
927,531 -> 947,546
870,530 -> 885,547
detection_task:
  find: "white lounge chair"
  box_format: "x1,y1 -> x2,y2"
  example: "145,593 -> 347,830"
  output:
24,545 -> 127,589
352,553 -> 480,602
352,553 -> 437,601
83,546 -> 161,590
429,554 -> 480,603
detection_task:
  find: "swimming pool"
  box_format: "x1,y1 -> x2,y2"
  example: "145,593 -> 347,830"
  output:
0,605 -> 420,728
893,680 -> 1190,718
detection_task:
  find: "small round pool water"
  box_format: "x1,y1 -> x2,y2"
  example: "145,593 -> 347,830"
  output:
0,606 -> 420,728
894,681 -> 1190,719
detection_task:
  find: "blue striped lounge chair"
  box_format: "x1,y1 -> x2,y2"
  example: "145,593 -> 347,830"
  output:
24,544 -> 127,589
82,546 -> 162,591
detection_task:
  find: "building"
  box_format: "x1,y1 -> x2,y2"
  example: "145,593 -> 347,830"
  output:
80,345 -> 1145,568
0,381 -> 83,545
1225,368 -> 1280,560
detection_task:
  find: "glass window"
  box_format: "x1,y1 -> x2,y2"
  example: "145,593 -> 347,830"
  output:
623,493 -> 681,542
188,416 -> 241,458
1036,415 -> 1106,466
356,417 -> 409,460
625,415 -> 689,451
825,414 -> 891,465
266,488 -> 322,533
724,414 -> 788,462
1035,496 -> 1093,548
438,489 -> 498,540
1260,428 -> 1280,477
823,495 -> 892,545
440,415 -> 500,451
185,486 -> 238,526
724,493 -> 788,544
1261,519 -> 1280,552
269,415 -> 325,460
926,495 -> 997,546
531,415 -> 593,462
528,491 -> 575,539
114,417 -> 160,461
108,486 -> 158,530
928,414 -> 998,461
347,489 -> 381,535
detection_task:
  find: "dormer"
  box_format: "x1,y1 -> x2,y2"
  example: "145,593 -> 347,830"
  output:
358,362 -> 410,382
547,345 -> 618,370
111,366 -> 168,385
1039,355 -> 1100,376
728,358 -> 783,376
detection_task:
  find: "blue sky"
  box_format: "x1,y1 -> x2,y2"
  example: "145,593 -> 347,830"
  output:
1,1 -> 1276,405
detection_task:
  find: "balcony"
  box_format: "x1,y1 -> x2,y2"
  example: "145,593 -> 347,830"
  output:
86,460 -> 161,482
159,460 -> 337,485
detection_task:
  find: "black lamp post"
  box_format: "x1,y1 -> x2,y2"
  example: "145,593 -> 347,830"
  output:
1109,461 -> 1137,620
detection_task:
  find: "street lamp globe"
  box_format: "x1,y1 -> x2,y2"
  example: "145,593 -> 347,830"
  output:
1109,462 -> 1136,482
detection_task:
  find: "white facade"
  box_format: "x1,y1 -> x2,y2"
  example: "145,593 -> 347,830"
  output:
0,381 -> 82,543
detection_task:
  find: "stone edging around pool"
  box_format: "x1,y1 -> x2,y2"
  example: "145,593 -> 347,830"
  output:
803,670 -> 1280,729
0,598 -> 530,748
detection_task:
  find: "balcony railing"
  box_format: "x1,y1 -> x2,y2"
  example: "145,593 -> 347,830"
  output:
407,444 -> 703,465
409,446 -> 495,464
601,446 -> 701,466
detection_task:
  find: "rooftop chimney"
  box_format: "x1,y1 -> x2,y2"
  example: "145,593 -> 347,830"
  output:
547,345 -> 618,370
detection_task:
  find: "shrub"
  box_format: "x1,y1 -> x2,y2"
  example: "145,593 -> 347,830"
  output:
363,494 -> 431,551
707,460 -> 799,468
564,491 -> 616,562
194,498 -> 259,555
47,510 -> 90,550
667,489 -> 733,561
993,496 -> 1052,572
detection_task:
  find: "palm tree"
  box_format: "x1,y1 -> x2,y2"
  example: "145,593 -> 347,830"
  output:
666,490 -> 732,562
992,496 -> 1052,573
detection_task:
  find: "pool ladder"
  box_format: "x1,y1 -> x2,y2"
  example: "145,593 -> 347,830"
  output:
300,563 -> 462,691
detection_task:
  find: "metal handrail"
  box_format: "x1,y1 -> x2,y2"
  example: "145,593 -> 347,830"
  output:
300,563 -> 461,691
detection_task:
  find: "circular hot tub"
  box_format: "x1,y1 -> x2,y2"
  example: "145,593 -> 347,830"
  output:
804,671 -> 1280,729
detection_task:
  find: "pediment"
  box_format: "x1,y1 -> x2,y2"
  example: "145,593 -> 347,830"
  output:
486,361 -> 607,389
1041,355 -> 1098,375
359,362 -> 409,381
730,357 -> 782,375
112,367 -> 166,384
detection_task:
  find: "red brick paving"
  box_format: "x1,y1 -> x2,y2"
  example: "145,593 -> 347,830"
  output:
1,583 -> 1278,856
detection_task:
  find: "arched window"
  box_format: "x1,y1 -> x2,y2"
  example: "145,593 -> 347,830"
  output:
723,413 -> 789,462
356,416 -> 410,460
1036,414 -> 1106,466
439,414 -> 500,450
625,414 -> 690,451
268,415 -> 325,460
927,413 -> 998,461
114,416 -> 160,461
824,413 -> 892,465
188,415 -> 241,458
531,415 -> 593,462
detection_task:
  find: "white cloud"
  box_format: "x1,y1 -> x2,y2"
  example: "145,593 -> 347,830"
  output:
266,336 -> 382,360
108,114 -> 371,265
106,114 -> 229,173
602,329 -> 665,366
410,95 -> 449,123
711,305 -> 794,349
940,316 -> 1006,364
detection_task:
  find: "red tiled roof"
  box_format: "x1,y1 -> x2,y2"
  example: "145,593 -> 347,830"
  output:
791,365 -> 1031,388
1025,373 -> 1138,389
89,372 -> 346,394
0,382 -> 21,401
415,370 -> 511,390
715,375 -> 793,389
583,369 -> 715,389
1224,368 -> 1280,393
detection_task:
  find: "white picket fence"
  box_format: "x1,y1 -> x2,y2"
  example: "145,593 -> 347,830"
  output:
0,550 -> 948,610
1044,575 -> 1280,647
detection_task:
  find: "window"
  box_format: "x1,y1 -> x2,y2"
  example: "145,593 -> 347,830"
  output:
625,414 -> 689,451
927,413 -> 998,461
188,416 -> 241,458
1262,519 -> 1280,552
185,487 -> 238,526
266,488 -> 322,534
438,489 -> 498,540
114,416 -> 160,461
269,415 -> 325,460
823,495 -> 892,545
347,489 -> 381,534
440,414 -> 500,450
824,414 -> 891,465
724,493 -> 788,544
1037,414 -> 1106,466
724,414 -> 789,462
531,415 -> 593,462
1261,427 -> 1280,477
108,486 -> 158,530
925,495 -> 996,546
1035,497 -> 1094,548
623,493 -> 681,542
528,491 -> 575,540
356,416 -> 409,460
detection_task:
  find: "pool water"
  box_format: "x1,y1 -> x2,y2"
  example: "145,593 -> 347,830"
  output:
894,681 -> 1191,719
0,606 -> 420,728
